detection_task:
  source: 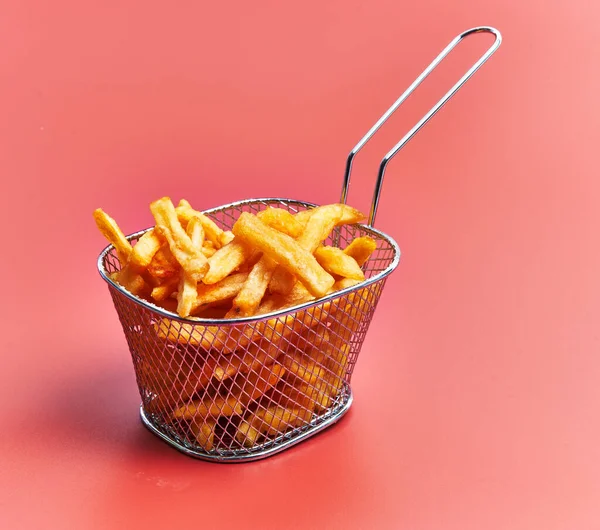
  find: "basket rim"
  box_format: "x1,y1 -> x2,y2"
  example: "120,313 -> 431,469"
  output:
96,197 -> 401,325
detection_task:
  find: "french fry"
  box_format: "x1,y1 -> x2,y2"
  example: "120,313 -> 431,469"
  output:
213,299 -> 331,382
151,279 -> 179,302
236,362 -> 286,406
250,406 -> 313,436
294,209 -> 313,227
201,244 -> 217,258
343,235 -> 377,266
269,204 -> 365,294
333,278 -> 362,290
177,217 -> 205,317
155,317 -> 263,356
232,213 -> 335,298
235,420 -> 261,447
314,246 -> 365,281
173,395 -> 243,420
150,197 -> 209,281
93,208 -> 132,265
115,264 -> 148,296
276,380 -> 319,410
230,255 -> 278,317
282,351 -> 327,387
176,199 -> 225,249
202,240 -> 253,285
220,230 -> 235,246
147,244 -> 179,281
257,207 -> 303,238
130,229 -> 162,268
190,420 -> 216,451
193,272 -> 249,309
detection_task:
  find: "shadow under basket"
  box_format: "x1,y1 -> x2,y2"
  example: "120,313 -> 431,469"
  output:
98,198 -> 400,462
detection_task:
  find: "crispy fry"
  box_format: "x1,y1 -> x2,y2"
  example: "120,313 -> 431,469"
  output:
201,244 -> 217,258
257,207 -> 303,238
93,208 -> 132,265
147,244 -> 179,280
343,235 -> 377,266
115,264 -> 148,296
269,204 -> 364,294
130,229 -> 162,268
315,246 -> 365,281
150,197 -> 209,281
236,362 -> 286,405
250,406 -> 312,436
173,395 -> 243,420
235,420 -> 261,447
151,279 -> 179,302
282,351 -> 327,387
155,317 -> 263,356
220,230 -> 235,246
276,380 -> 319,410
190,420 -> 216,451
232,213 -> 335,298
294,209 -> 313,227
213,300 -> 331,382
193,272 -> 248,309
176,199 -> 225,249
177,217 -> 205,317
231,255 -> 278,317
202,240 -> 253,285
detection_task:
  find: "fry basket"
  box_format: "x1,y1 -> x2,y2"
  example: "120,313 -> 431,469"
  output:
97,27 -> 501,462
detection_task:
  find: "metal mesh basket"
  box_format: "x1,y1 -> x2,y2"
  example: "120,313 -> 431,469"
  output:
96,28 -> 500,462
100,199 -> 398,461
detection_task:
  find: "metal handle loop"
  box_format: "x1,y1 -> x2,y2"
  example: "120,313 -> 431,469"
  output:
340,26 -> 502,226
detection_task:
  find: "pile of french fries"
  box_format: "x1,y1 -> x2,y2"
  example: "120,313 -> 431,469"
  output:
94,197 -> 378,450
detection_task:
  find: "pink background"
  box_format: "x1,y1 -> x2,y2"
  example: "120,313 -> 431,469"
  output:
2,1 -> 600,528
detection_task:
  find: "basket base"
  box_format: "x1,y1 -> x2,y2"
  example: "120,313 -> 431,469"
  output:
139,387 -> 354,463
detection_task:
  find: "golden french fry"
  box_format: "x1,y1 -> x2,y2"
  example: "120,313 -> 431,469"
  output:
315,246 -> 365,281
190,420 -> 216,451
176,199 -> 225,249
213,300 -> 331,382
294,209 -> 313,227
343,236 -> 377,266
220,230 -> 235,246
150,197 -> 209,281
115,264 -> 148,296
201,244 -> 217,258
251,406 -> 312,436
269,204 -> 365,295
333,278 -> 362,291
231,255 -> 278,317
282,352 -> 327,387
193,272 -> 248,309
155,317 -> 262,356
276,380 -> 318,410
257,207 -> 303,238
202,240 -> 253,285
235,420 -> 261,447
130,229 -> 162,268
147,244 -> 179,280
173,395 -> 243,420
93,208 -> 132,265
151,279 -> 179,302
176,217 -> 205,317
232,213 -> 335,298
236,362 -> 286,405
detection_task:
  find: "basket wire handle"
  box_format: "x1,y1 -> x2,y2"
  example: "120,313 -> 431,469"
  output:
340,26 -> 502,226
